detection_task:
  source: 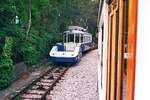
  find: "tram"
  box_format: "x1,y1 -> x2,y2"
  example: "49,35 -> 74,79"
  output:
49,26 -> 93,63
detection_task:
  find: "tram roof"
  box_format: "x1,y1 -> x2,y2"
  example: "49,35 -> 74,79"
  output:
64,30 -> 91,35
68,26 -> 86,31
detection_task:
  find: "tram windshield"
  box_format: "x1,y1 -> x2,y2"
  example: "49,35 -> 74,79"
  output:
68,34 -> 74,42
63,34 -> 74,43
63,33 -> 81,43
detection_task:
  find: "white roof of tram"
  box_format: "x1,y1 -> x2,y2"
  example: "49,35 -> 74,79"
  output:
64,30 -> 91,35
68,26 -> 87,31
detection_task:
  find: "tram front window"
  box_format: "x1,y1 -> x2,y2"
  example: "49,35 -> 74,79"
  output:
75,34 -> 80,43
68,34 -> 74,42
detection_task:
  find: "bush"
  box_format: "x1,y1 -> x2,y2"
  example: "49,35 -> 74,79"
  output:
0,37 -> 13,89
19,39 -> 39,65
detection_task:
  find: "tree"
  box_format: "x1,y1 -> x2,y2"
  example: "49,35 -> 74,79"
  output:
26,0 -> 32,35
0,37 -> 13,89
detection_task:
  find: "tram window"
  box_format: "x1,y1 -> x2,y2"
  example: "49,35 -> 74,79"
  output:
88,36 -> 91,42
68,34 -> 74,42
75,34 -> 80,43
83,36 -> 90,42
81,35 -> 83,42
83,36 -> 86,42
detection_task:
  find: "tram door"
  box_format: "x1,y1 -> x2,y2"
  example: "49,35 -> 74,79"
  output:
106,0 -> 137,100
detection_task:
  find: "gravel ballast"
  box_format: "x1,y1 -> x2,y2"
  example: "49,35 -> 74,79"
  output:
47,50 -> 98,100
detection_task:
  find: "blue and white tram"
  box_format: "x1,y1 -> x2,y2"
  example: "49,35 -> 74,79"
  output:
49,26 -> 93,63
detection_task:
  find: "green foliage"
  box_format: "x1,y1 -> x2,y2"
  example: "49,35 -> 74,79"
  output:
0,37 -> 13,89
0,0 -> 99,88
0,0 -> 98,88
20,45 -> 39,65
0,0 -> 99,64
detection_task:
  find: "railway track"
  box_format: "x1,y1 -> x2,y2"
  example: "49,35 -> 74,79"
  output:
10,63 -> 69,100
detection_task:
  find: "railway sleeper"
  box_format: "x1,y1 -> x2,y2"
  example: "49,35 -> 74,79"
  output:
22,99 -> 33,100
26,90 -> 45,95
36,82 -> 53,86
53,73 -> 61,76
36,85 -> 49,90
21,94 -> 42,99
40,79 -> 54,83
